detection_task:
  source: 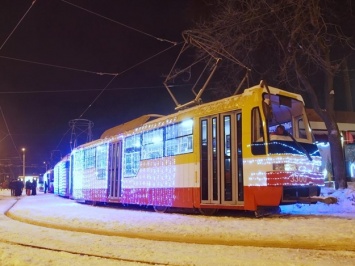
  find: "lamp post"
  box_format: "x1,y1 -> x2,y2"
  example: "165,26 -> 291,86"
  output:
22,148 -> 25,185
43,161 -> 47,172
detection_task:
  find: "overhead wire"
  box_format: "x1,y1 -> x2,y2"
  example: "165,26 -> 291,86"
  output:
52,1 -> 182,153
0,0 -> 37,52
0,83 -> 189,94
78,74 -> 117,119
0,105 -> 22,163
0,0 -> 37,168
76,42 -> 181,119
0,55 -> 118,76
53,42 -> 182,153
0,0 -> 182,163
61,0 -> 177,45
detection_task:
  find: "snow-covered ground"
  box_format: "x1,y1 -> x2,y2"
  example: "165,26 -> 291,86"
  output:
0,184 -> 354,266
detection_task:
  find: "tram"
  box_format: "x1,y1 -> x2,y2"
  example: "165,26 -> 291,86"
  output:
53,81 -> 325,215
43,169 -> 54,193
53,154 -> 70,197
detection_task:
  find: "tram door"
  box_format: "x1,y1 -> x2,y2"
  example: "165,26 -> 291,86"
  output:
107,141 -> 122,199
200,112 -> 244,205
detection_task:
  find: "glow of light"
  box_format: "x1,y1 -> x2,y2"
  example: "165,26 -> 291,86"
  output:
298,165 -> 307,171
350,162 -> 355,178
134,141 -> 141,147
152,136 -> 162,144
244,153 -> 323,187
317,142 -> 330,148
323,168 -> 328,179
181,119 -> 193,128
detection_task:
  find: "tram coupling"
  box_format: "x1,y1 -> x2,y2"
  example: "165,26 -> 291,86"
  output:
297,195 -> 338,205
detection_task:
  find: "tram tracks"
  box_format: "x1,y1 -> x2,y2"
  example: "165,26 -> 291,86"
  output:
0,238 -> 173,266
0,198 -> 180,265
5,204 -> 355,253
1,195 -> 355,266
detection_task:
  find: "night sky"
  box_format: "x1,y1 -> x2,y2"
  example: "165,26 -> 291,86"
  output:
0,0 -> 207,174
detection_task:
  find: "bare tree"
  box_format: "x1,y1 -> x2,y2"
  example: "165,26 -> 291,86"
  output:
191,0 -> 355,189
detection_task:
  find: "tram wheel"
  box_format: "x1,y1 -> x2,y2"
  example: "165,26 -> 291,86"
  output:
198,208 -> 218,216
255,206 -> 281,217
153,205 -> 168,213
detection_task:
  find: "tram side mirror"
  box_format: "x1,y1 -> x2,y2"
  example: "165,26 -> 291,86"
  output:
262,98 -> 273,121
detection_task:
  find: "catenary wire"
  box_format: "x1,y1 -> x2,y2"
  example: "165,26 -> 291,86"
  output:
0,55 -> 118,76
0,1 -> 181,164
0,0 -> 37,51
75,42 -> 181,119
61,0 -> 177,45
0,84 -> 188,94
0,106 -> 22,164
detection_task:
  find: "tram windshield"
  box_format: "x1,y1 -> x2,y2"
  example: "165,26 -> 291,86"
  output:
266,94 -> 318,158
251,93 -> 319,157
265,94 -> 309,141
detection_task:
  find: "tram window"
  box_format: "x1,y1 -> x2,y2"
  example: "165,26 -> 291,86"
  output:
142,128 -> 164,159
297,117 -> 307,139
251,108 -> 264,142
165,119 -> 193,156
251,107 -> 266,155
84,147 -> 95,169
96,143 -> 108,180
123,134 -> 141,177
73,150 -> 84,172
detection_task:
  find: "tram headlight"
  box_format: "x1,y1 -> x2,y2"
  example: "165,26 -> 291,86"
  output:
273,163 -> 297,171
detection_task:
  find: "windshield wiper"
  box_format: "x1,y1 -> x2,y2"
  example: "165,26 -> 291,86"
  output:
284,131 -> 313,161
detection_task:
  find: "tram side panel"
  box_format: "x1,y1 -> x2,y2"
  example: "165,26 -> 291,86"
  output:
53,155 -> 70,197
119,119 -> 198,208
71,142 -> 110,203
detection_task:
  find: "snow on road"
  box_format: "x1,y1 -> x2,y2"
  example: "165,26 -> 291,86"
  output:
0,186 -> 354,266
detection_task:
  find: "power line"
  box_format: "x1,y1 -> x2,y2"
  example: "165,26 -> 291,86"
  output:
0,55 -> 118,76
0,84 -> 189,94
0,0 -> 37,51
0,105 -> 22,164
78,74 -> 118,119
76,43 -> 181,119
61,0 -> 177,45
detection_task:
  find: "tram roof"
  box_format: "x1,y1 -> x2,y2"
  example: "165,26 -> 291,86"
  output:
100,84 -> 305,139
100,114 -> 163,139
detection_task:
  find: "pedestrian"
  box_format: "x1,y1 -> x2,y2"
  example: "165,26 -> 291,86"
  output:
25,179 -> 32,196
44,180 -> 48,194
9,179 -> 16,196
31,178 -> 37,195
14,179 -> 24,196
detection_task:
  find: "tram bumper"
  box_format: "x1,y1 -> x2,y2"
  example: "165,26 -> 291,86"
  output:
281,185 -> 337,205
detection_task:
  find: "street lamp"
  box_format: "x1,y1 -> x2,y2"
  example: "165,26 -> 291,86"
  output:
43,161 -> 48,172
22,148 -> 25,184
